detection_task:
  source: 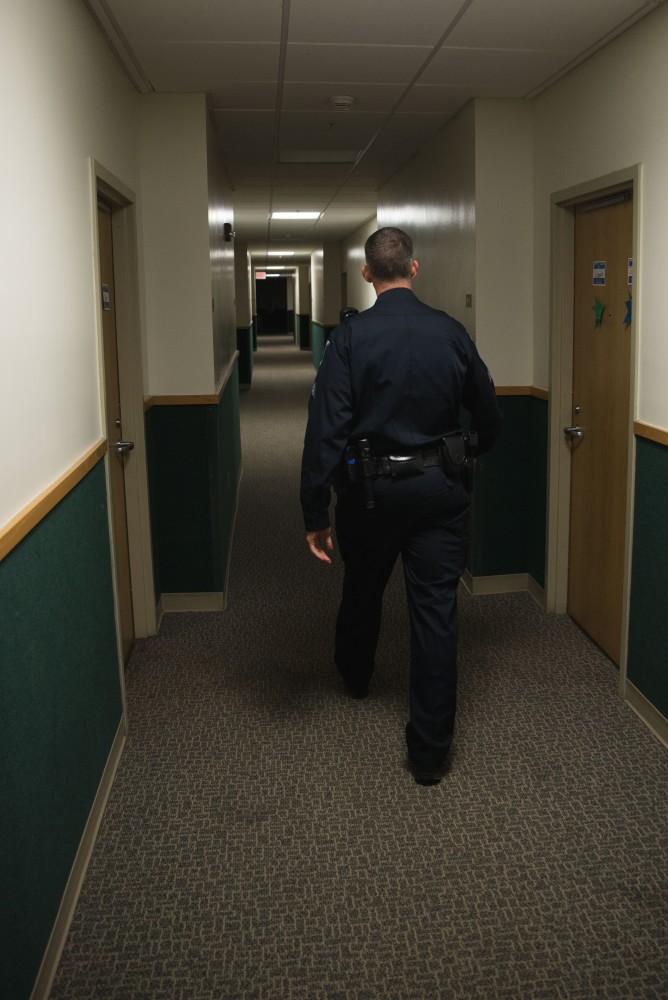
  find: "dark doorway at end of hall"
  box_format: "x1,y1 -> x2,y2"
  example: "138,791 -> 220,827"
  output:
256,276 -> 291,335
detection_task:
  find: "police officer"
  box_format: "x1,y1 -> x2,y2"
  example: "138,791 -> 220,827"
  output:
300,227 -> 501,785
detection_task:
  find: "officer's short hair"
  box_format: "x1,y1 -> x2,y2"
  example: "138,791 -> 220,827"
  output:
364,227 -> 413,281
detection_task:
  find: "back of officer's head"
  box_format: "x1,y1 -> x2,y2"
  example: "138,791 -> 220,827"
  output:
364,228 -> 413,282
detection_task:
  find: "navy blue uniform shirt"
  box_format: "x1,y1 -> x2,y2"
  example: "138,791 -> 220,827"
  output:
300,287 -> 502,531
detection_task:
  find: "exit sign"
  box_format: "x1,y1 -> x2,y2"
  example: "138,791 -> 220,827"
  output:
256,271 -> 266,280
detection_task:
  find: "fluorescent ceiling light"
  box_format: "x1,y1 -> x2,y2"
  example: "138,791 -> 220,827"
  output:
267,251 -> 295,256
265,274 -> 283,278
272,211 -> 320,220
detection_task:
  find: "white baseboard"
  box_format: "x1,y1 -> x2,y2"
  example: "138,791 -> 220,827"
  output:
462,570 -> 545,608
161,591 -> 226,612
625,680 -> 668,749
30,716 -> 127,1000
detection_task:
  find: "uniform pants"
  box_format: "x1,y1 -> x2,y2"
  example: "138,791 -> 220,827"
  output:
334,465 -> 470,768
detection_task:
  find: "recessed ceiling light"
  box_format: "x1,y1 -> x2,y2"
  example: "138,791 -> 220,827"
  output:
267,251 -> 295,256
272,211 -> 320,220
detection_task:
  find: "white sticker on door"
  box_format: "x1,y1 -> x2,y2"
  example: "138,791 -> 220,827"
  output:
592,261 -> 607,286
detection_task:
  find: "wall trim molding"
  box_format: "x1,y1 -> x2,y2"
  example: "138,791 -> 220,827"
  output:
496,386 -> 549,399
625,680 -> 668,749
634,420 -> 668,447
161,592 -> 226,612
0,440 -> 107,563
462,570 -> 545,608
144,351 -> 240,410
29,716 -> 127,1000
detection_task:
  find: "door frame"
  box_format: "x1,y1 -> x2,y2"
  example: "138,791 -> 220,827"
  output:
89,159 -> 157,651
546,164 -> 641,695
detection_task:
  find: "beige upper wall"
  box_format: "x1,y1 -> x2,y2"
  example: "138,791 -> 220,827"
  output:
234,240 -> 252,328
0,0 -> 139,526
206,116 -> 236,385
475,100 -> 534,386
296,264 -> 310,314
378,103 -> 476,336
311,242 -> 342,326
310,248 -> 324,326
533,2 -> 668,426
341,217 -> 377,313
322,241 -> 343,326
140,94 -> 214,396
377,100 -> 534,385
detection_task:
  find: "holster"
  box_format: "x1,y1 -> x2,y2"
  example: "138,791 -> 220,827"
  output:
440,430 -> 479,483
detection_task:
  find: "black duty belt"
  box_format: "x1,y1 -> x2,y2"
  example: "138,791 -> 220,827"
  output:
344,431 -> 478,510
367,448 -> 443,477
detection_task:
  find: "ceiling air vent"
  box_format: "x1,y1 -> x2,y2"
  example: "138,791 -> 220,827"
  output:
328,95 -> 356,112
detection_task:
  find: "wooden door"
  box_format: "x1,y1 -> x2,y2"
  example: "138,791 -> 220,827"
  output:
568,195 -> 633,664
97,204 -> 135,663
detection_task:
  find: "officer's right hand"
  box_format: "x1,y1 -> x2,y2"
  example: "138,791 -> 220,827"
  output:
306,529 -> 334,565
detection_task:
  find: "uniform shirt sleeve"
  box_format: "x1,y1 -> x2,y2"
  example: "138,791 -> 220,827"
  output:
300,328 -> 354,531
462,340 -> 503,454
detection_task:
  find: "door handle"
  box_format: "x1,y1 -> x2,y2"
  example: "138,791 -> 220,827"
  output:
111,440 -> 135,456
564,425 -> 585,445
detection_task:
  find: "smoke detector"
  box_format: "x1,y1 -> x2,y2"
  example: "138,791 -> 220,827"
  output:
328,95 -> 356,112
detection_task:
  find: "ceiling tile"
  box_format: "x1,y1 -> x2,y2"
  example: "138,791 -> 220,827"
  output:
136,42 -> 279,89
419,46 -> 573,94
211,109 -> 275,149
378,112 -> 452,143
285,44 -> 430,85
210,81 -> 277,109
289,0 -> 464,45
446,0 -> 653,51
108,0 -> 282,43
282,82 -> 404,113
399,85 -> 474,113
279,110 -> 385,149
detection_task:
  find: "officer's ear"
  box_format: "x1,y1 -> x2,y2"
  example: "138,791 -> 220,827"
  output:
362,264 -> 374,284
410,259 -> 419,279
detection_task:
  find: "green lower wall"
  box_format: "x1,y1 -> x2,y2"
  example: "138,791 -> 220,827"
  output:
236,325 -> 253,387
469,395 -> 548,587
311,321 -> 326,368
627,437 -> 668,717
145,362 -> 241,595
0,461 -> 122,1000
297,313 -> 310,351
311,322 -> 336,368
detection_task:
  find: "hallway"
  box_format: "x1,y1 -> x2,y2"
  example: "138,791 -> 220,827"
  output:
51,338 -> 667,999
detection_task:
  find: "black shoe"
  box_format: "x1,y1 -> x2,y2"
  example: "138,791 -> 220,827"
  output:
342,679 -> 369,700
409,762 -> 444,786
405,723 -> 449,784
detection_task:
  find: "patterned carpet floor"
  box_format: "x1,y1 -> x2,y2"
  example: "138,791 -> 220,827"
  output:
51,337 -> 668,999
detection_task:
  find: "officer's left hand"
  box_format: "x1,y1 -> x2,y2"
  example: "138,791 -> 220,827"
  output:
306,529 -> 334,564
